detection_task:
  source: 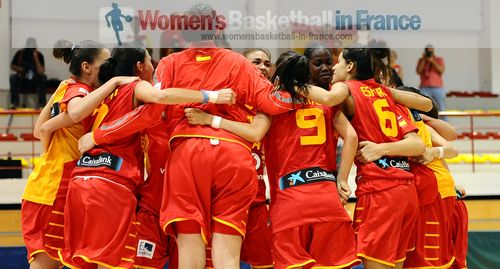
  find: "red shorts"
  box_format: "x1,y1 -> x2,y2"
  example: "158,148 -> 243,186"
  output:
404,196 -> 455,269
59,176 -> 139,269
134,208 -> 169,269
160,138 -> 257,242
353,180 -> 418,267
240,202 -> 273,268
272,221 -> 360,269
21,200 -> 65,263
21,169 -> 71,263
451,200 -> 468,269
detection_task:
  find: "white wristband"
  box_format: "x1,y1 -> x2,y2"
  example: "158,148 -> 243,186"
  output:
211,116 -> 222,129
208,91 -> 219,103
437,147 -> 444,159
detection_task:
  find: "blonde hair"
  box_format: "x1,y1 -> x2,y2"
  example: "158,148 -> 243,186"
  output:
242,48 -> 272,61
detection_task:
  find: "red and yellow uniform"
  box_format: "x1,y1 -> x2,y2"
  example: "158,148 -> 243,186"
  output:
21,79 -> 84,263
240,143 -> 273,268
346,79 -> 419,267
91,103 -> 176,269
264,102 -> 360,269
134,119 -> 172,269
59,81 -> 144,269
404,110 -> 456,269
451,199 -> 468,269
155,41 -> 293,242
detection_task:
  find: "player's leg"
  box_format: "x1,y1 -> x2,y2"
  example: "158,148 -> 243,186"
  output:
212,233 -> 243,269
29,253 -> 60,269
364,260 -> 393,269
177,233 -> 206,269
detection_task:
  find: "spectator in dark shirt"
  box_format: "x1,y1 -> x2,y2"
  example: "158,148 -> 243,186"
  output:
10,38 -> 47,109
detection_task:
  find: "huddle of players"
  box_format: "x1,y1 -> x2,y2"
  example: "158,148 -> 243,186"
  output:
20,35 -> 468,269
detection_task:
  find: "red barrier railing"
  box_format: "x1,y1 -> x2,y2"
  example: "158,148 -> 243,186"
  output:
0,110 -> 40,173
440,111 -> 500,172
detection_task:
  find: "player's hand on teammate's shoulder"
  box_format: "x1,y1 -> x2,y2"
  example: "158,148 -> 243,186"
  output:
185,108 -> 213,126
78,132 -> 96,154
356,141 -> 384,163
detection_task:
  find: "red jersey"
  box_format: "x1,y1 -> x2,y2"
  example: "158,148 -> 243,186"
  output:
155,41 -> 292,152
59,79 -> 96,130
264,102 -> 350,234
252,141 -> 266,204
72,81 -> 144,192
93,103 -> 170,214
140,118 -> 171,215
345,79 -> 417,181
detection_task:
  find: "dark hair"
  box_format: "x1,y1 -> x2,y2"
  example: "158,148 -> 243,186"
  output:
98,45 -> 147,84
397,86 -> 439,119
389,68 -> 404,88
275,50 -> 297,67
342,39 -> 390,83
271,53 -> 310,104
303,41 -> 331,60
53,40 -> 106,77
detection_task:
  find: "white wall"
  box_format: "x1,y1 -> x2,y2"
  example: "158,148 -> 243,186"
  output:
395,48 -> 481,91
0,0 -> 11,90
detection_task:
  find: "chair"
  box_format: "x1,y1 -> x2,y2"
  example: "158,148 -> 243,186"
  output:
0,133 -> 18,141
20,133 -> 38,141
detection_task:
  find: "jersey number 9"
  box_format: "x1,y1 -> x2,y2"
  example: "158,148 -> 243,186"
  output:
295,108 -> 326,145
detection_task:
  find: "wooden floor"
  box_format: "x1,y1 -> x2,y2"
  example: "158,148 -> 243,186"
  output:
2,200 -> 500,247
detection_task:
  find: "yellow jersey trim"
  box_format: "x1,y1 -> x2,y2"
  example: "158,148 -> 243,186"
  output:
312,258 -> 362,268
403,256 -> 455,269
285,259 -> 316,269
169,135 -> 251,151
212,216 -> 245,237
357,253 -> 395,267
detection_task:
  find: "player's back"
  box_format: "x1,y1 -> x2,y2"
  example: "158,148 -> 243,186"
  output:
156,47 -> 288,151
264,101 -> 349,233
73,80 -> 144,191
345,79 -> 416,182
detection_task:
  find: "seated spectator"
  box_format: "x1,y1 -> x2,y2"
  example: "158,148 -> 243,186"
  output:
9,37 -> 47,109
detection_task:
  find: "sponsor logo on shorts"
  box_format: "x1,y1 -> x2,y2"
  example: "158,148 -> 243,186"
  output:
279,167 -> 336,190
77,152 -> 123,171
137,239 -> 156,259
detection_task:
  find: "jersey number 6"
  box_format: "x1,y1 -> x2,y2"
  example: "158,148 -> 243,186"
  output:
373,99 -> 398,137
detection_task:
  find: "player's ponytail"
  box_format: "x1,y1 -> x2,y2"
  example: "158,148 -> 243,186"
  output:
271,53 -> 310,104
53,39 -> 106,78
53,40 -> 74,64
98,45 -> 146,84
98,57 -> 118,85
368,39 -> 390,84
